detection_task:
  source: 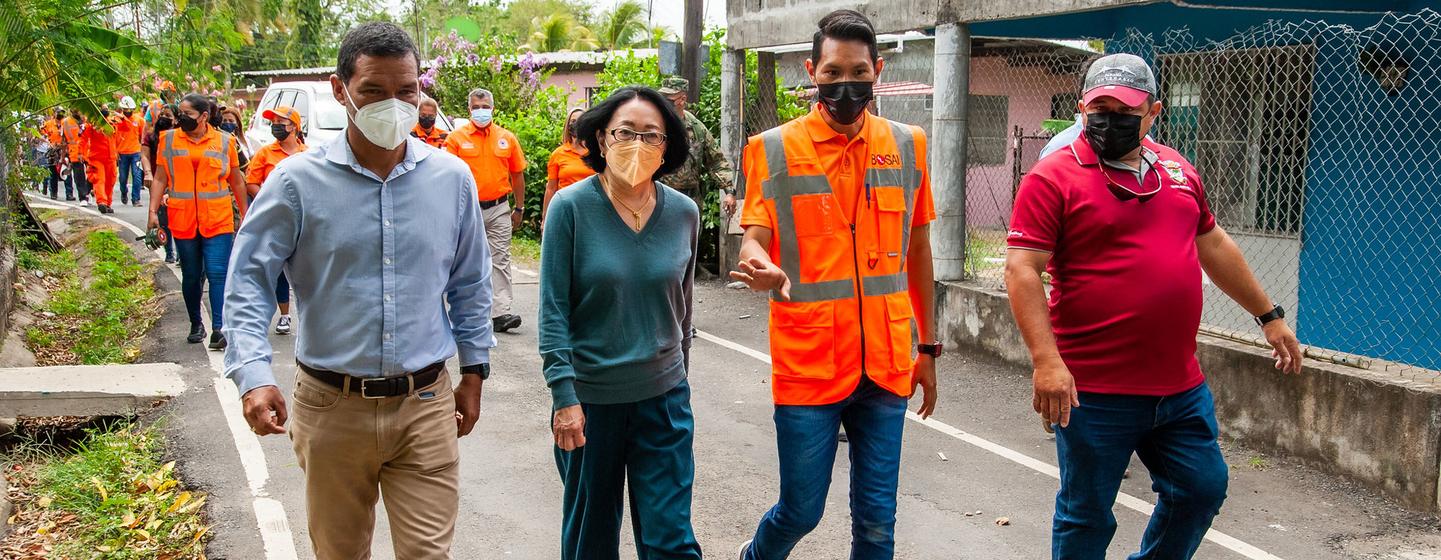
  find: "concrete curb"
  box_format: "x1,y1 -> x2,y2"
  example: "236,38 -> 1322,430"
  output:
938,280 -> 1441,512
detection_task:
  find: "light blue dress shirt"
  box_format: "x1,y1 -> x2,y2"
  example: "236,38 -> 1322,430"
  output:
223,134 -> 495,396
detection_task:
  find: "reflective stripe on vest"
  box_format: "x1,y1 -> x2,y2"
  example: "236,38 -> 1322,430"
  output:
760,121 -> 921,303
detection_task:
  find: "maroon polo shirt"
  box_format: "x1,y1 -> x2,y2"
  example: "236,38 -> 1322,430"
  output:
1008,137 -> 1217,396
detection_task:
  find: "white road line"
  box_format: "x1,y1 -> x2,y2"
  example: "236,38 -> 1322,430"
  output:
28,194 -> 299,559
695,328 -> 1284,560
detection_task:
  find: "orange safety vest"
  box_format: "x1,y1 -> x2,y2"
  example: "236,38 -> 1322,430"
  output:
751,119 -> 924,406
61,117 -> 83,161
160,129 -> 237,239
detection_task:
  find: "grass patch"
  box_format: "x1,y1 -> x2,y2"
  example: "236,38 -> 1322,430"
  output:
3,422 -> 210,559
25,230 -> 158,365
512,233 -> 541,265
965,229 -> 1008,276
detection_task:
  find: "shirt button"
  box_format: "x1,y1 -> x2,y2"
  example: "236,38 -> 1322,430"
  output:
384,333 -> 392,341
384,258 -> 392,265
384,220 -> 392,227
384,294 -> 392,302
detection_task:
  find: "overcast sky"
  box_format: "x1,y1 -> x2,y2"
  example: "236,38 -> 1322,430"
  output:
383,0 -> 727,37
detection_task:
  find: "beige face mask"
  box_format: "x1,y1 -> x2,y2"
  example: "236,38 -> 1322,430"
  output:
605,139 -> 664,188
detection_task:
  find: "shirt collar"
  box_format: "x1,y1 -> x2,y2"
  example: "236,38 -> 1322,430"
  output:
803,104 -> 874,145
325,132 -> 431,181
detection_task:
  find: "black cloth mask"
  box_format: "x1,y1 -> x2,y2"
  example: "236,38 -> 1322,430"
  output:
155,116 -> 174,131
271,123 -> 291,141
1084,111 -> 1144,160
418,115 -> 436,129
177,113 -> 200,132
816,81 -> 874,125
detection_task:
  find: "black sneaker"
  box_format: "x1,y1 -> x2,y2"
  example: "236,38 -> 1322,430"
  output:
65,196 -> 75,201
164,255 -> 176,264
208,331 -> 227,350
187,323 -> 205,344
493,314 -> 522,333
120,196 -> 128,205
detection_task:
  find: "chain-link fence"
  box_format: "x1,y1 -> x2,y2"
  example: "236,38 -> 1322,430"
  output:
737,9 -> 1441,376
962,10 -> 1441,375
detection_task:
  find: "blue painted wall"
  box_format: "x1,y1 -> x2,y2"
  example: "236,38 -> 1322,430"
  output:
1297,16 -> 1441,369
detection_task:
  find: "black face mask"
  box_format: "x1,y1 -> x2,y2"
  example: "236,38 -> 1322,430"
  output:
177,113 -> 200,132
155,116 -> 174,131
1084,111 -> 1145,160
418,115 -> 436,129
816,81 -> 874,125
270,123 -> 291,141
100,109 -> 110,118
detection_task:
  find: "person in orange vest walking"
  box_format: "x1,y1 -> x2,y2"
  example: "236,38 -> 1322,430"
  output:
79,108 -> 119,214
411,97 -> 447,148
244,105 -> 306,336
146,93 -> 247,349
444,87 -> 527,333
542,107 -> 591,225
730,10 -> 939,560
115,96 -> 147,206
40,108 -> 67,200
61,110 -> 90,203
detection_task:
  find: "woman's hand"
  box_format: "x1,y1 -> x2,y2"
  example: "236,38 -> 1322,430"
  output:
553,405 -> 586,451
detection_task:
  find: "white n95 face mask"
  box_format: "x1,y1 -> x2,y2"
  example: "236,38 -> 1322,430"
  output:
344,86 -> 420,150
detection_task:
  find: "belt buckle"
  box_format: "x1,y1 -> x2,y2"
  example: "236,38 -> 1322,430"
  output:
359,377 -> 389,399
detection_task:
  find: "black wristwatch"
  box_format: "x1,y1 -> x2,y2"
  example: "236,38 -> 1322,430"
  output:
460,363 -> 490,380
1254,304 -> 1285,326
917,342 -> 944,358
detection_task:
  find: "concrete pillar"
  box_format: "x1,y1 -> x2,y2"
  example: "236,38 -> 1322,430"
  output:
931,22 -> 971,281
719,47 -> 746,275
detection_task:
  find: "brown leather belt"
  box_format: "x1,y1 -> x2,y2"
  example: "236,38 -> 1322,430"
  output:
298,360 -> 445,399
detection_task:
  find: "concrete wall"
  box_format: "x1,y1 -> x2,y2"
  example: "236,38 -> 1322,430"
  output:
937,280 -> 1441,512
725,0 -> 1151,49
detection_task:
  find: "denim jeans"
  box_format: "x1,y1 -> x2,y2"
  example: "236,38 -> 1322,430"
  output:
275,271 -> 291,305
46,164 -> 62,198
745,376 -> 908,560
174,233 -> 233,329
69,162 -> 89,199
1053,383 -> 1229,560
555,380 -> 701,560
116,152 -> 142,202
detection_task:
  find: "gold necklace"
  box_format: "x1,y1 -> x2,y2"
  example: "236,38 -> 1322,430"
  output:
601,176 -> 652,231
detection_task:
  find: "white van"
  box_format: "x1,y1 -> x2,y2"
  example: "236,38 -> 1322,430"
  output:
244,81 -> 454,155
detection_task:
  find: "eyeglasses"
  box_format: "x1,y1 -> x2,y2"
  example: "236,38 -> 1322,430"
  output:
609,127 -> 666,146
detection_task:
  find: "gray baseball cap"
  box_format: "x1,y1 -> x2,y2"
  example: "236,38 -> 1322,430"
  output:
1082,53 -> 1157,107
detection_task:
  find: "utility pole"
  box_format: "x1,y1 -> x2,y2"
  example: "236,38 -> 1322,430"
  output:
681,0 -> 703,100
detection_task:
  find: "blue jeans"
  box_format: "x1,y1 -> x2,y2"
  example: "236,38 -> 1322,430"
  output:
745,377 -> 908,560
275,271 -> 290,305
116,152 -> 142,202
555,380 -> 701,560
1053,383 -> 1229,560
174,233 -> 233,330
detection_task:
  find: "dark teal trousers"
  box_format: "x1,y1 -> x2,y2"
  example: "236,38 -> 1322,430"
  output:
555,379 -> 703,560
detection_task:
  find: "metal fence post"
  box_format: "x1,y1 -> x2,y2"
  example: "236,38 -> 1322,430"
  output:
932,22 -> 971,281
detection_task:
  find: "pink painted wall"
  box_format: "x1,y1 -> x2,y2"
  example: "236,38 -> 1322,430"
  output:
965,56 -> 1075,229
545,70 -> 599,109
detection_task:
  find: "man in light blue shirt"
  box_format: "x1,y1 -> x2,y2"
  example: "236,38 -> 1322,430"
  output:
222,22 -> 494,558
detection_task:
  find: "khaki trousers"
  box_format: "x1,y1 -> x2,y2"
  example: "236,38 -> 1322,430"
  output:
481,201 -> 514,317
291,370 -> 460,560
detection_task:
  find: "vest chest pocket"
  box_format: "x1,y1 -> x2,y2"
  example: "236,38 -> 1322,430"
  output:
873,186 -> 907,253
791,194 -> 836,237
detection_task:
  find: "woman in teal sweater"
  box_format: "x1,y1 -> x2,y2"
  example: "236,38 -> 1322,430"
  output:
539,86 -> 702,559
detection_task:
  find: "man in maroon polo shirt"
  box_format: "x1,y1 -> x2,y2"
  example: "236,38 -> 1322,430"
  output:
1005,53 -> 1305,560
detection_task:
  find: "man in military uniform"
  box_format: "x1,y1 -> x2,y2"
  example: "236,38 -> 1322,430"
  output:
658,76 -> 736,218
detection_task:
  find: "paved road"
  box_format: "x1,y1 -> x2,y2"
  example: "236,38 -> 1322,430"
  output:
30,192 -> 1441,559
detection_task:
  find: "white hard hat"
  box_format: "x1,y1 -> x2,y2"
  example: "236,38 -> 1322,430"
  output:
118,96 -> 137,109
